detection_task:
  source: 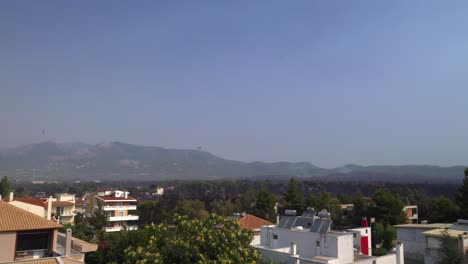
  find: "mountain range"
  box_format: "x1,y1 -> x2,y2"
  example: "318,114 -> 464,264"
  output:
0,142 -> 465,183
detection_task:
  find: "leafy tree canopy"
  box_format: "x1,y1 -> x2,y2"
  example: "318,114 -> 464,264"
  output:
369,189 -> 405,225
124,214 -> 260,264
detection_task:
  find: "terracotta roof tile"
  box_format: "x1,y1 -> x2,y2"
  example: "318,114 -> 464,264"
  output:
2,197 -> 47,208
52,201 -> 74,207
0,201 -> 62,232
238,214 -> 273,230
3,258 -> 59,264
75,200 -> 85,205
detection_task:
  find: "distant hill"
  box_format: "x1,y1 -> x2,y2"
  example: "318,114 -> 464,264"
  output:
0,142 -> 465,183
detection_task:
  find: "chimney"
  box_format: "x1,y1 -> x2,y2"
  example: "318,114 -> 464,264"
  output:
361,217 -> 369,227
9,191 -> 14,202
124,192 -> 128,199
47,196 -> 52,220
396,242 -> 404,264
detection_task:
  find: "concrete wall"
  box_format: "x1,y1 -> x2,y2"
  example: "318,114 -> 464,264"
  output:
375,254 -> 397,264
257,246 -> 295,264
9,201 -> 45,218
259,226 -> 354,263
57,194 -> 75,202
396,227 -> 432,263
0,232 -> 16,262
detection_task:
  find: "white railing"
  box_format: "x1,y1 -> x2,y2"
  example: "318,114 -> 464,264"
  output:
109,215 -> 139,221
102,205 -> 137,211
105,225 -> 139,232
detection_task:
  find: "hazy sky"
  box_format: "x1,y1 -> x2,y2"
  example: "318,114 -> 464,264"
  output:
1,1 -> 468,168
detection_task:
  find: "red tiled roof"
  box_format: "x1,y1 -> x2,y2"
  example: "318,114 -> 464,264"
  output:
75,200 -> 85,205
52,201 -> 74,207
0,201 -> 62,231
96,196 -> 137,201
238,214 -> 273,230
2,197 -> 47,208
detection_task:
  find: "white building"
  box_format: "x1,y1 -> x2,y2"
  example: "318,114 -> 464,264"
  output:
252,208 -> 404,264
396,219 -> 468,264
93,190 -> 139,232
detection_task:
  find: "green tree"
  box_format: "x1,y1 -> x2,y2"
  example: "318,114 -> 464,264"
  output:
209,199 -> 237,216
435,229 -> 463,264
176,199 -> 209,220
429,197 -> 459,223
305,192 -> 342,225
0,176 -> 11,198
455,168 -> 468,219
382,224 -> 395,250
369,189 -> 406,225
284,178 -> 304,214
123,214 -> 260,264
250,188 -> 276,223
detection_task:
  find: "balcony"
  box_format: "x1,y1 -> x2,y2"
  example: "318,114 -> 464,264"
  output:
15,249 -> 48,260
60,212 -> 77,217
105,225 -> 139,232
102,205 -> 137,211
109,215 -> 139,221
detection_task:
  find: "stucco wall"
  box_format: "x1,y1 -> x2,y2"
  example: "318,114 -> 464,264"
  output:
0,232 -> 16,262
396,227 -> 432,263
9,201 -> 45,218
260,226 -> 353,262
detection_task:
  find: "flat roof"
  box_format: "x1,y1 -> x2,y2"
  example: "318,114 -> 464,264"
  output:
394,223 -> 452,229
422,228 -> 468,238
96,195 -> 137,202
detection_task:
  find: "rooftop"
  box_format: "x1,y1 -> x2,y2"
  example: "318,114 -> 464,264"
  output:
96,195 -> 137,201
423,228 -> 468,238
0,201 -> 62,232
2,197 -> 47,208
52,201 -> 75,207
238,214 -> 273,230
394,223 -> 452,229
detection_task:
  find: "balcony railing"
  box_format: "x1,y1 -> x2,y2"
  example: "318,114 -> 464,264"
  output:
102,205 -> 137,211
109,215 -> 139,221
15,249 -> 47,260
105,225 -> 139,232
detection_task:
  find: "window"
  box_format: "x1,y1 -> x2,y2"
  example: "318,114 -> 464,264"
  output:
353,233 -> 357,238
56,207 -> 64,215
365,229 -> 368,234
16,231 -> 50,251
119,211 -> 124,216
316,241 -> 320,247
273,234 -> 278,240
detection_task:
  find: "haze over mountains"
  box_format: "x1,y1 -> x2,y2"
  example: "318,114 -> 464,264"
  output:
0,142 -> 465,183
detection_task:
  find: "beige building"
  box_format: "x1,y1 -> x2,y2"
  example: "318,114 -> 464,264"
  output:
51,194 -> 76,224
0,201 -> 97,263
94,190 -> 139,232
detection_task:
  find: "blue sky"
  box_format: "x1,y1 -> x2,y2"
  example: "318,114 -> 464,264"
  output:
1,1 -> 468,167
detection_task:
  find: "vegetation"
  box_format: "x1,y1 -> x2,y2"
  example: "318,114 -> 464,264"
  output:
0,176 -> 11,197
435,229 -> 463,264
455,168 -> 468,219
284,178 -> 304,214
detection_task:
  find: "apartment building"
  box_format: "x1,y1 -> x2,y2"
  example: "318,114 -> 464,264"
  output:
50,193 -> 76,224
94,190 -> 139,232
0,201 -> 97,263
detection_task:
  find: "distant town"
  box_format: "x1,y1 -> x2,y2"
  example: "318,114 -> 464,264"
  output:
1,168 -> 467,263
